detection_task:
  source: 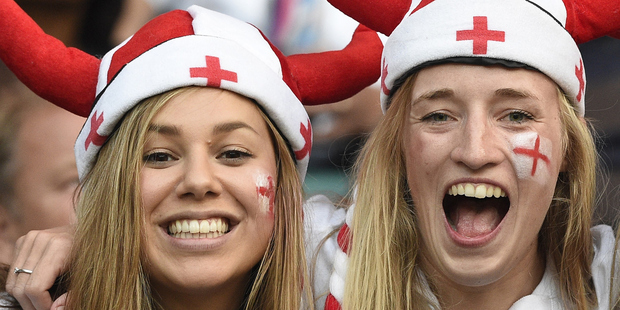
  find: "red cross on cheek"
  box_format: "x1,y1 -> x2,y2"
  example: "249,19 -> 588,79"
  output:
513,135 -> 550,176
257,175 -> 275,215
190,56 -> 238,87
381,60 -> 390,96
84,111 -> 107,150
575,59 -> 585,102
294,120 -> 312,160
457,16 -> 505,55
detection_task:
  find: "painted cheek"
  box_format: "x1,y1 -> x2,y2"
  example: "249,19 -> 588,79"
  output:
256,175 -> 275,217
510,132 -> 552,182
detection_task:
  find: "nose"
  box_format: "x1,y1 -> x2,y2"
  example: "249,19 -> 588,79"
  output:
450,116 -> 504,171
176,154 -> 222,199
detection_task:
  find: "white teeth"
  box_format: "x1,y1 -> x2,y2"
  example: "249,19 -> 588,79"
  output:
189,220 -> 199,233
464,184 -> 475,197
168,218 -> 230,239
200,220 -> 209,233
449,183 -> 506,199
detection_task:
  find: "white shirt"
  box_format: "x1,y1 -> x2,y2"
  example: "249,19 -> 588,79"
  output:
304,195 -> 619,309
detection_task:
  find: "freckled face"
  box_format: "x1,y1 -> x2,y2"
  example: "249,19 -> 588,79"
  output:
402,64 -> 564,288
140,88 -> 277,304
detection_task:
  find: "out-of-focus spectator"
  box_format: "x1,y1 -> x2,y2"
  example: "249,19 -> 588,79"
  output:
0,64 -> 84,264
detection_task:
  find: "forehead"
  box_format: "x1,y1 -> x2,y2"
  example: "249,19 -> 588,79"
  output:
410,63 -> 559,100
152,88 -> 266,129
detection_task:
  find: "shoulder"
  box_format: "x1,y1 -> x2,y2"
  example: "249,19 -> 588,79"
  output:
590,224 -> 618,309
303,195 -> 348,307
303,194 -> 347,240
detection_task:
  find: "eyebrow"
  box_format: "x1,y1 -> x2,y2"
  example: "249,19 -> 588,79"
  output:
412,88 -> 454,105
147,124 -> 180,136
494,88 -> 539,100
147,121 -> 259,136
212,121 -> 259,136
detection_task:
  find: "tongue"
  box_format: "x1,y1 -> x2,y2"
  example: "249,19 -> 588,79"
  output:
453,201 -> 500,238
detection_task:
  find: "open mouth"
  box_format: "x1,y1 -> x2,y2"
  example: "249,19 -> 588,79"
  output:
167,218 -> 231,239
443,183 -> 509,238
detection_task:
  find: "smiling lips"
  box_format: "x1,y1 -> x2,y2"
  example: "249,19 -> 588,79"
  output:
444,183 -> 509,239
168,218 -> 230,239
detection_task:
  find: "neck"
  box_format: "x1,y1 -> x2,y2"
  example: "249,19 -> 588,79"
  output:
427,250 -> 545,310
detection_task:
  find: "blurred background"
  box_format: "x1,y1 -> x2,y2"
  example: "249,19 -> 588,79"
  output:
4,0 -> 620,225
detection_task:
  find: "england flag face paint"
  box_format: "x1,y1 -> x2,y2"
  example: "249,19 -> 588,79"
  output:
510,131 -> 552,182
256,173 -> 275,216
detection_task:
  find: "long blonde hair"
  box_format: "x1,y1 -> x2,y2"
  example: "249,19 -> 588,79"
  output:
343,72 -> 598,310
66,87 -> 313,309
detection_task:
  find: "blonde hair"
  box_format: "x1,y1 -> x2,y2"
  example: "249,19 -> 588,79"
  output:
66,87 -> 313,309
343,72 -> 598,310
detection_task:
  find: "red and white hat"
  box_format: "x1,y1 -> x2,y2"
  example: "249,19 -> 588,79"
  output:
329,0 -> 620,116
0,2 -> 383,180
322,0 -> 620,308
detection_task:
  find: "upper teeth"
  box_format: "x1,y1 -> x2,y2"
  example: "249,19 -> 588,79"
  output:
168,219 -> 229,239
448,183 -> 506,199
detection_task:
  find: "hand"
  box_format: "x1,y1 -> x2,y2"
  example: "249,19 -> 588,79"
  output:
5,225 -> 74,310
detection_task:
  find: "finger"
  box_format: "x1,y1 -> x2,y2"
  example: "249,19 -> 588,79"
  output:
7,231 -> 40,310
6,231 -> 34,291
26,233 -> 72,310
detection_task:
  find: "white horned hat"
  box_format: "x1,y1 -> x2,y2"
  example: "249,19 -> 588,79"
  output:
0,2 -> 383,181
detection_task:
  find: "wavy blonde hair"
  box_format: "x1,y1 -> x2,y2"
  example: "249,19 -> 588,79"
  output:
66,87 -> 313,310
343,71 -> 598,310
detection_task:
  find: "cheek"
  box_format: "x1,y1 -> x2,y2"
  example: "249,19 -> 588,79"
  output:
255,174 -> 275,218
510,132 -> 554,183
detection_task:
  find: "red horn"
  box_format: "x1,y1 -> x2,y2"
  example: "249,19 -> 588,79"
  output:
0,0 -> 100,116
562,0 -> 620,43
327,0 -> 412,35
286,24 -> 383,105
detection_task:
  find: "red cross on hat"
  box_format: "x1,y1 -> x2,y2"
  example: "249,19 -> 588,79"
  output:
85,111 -> 107,150
457,16 -> 505,55
294,120 -> 312,161
190,55 -> 238,87
575,59 -> 585,102
381,60 -> 390,95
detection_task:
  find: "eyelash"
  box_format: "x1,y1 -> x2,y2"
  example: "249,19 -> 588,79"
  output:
217,148 -> 253,162
505,110 -> 534,123
421,111 -> 452,123
143,152 -> 176,163
142,148 -> 253,167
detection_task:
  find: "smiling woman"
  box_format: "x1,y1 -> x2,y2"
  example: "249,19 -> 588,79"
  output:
71,86 -> 299,309
0,1 -> 382,309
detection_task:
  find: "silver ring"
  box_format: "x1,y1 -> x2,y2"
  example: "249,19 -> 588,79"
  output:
13,267 -> 33,274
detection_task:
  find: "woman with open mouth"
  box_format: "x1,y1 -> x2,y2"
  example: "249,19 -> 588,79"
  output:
0,2 -> 382,309
321,0 -> 620,309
